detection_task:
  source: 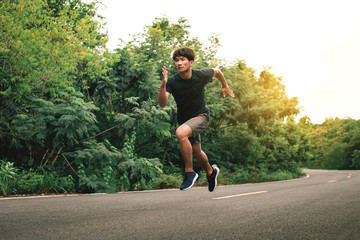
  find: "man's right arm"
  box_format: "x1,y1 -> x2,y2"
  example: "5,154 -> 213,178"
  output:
213,68 -> 235,98
158,66 -> 170,108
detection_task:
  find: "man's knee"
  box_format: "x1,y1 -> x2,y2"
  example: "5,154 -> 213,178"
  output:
175,128 -> 183,140
176,125 -> 192,141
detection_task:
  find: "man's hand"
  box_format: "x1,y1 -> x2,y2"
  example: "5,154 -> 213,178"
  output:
221,84 -> 235,98
159,66 -> 170,108
161,66 -> 168,88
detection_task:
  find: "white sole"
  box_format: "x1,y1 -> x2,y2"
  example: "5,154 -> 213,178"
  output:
181,173 -> 199,190
210,166 -> 220,192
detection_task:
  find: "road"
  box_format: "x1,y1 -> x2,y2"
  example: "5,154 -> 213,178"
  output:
1,169 -> 359,240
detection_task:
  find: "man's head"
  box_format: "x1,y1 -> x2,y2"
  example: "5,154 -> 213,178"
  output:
172,47 -> 195,73
172,47 -> 195,62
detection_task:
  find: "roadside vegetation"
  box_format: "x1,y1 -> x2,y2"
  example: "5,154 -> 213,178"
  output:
1,0 -> 359,196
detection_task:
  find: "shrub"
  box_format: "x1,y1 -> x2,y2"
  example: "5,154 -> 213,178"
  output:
0,160 -> 17,196
15,169 -> 75,194
149,174 -> 182,189
1,160 -> 75,196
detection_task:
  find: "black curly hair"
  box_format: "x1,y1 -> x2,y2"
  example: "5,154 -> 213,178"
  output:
172,47 -> 195,61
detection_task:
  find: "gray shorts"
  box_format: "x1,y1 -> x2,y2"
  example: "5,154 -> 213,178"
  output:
184,113 -> 210,145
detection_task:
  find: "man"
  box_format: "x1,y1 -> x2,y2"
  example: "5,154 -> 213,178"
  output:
158,47 -> 234,192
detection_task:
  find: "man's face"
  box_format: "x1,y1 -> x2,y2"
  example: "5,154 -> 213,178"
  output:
174,56 -> 193,73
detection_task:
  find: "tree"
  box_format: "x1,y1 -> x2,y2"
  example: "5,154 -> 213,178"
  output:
125,17 -> 221,76
0,0 -> 108,166
207,62 -> 300,135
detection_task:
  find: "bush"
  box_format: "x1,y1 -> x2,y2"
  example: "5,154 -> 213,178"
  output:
15,169 -> 75,194
0,160 -> 75,196
149,174 -> 182,189
215,164 -> 305,186
0,160 -> 17,196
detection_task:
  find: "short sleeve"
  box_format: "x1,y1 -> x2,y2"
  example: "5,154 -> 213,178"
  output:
198,69 -> 214,84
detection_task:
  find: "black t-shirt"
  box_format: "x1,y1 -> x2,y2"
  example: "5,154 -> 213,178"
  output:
166,69 -> 214,124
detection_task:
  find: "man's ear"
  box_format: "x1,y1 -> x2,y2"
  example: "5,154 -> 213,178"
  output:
190,60 -> 194,66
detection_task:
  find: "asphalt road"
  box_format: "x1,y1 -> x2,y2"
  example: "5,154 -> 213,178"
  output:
1,169 -> 359,240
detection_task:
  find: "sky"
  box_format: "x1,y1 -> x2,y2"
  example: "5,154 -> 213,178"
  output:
99,0 -> 360,123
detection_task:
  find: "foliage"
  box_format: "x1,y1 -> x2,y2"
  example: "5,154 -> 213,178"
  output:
208,62 -> 300,134
0,160 -> 17,196
124,17 -> 221,76
15,168 -> 75,194
219,164 -> 305,185
0,0 -> 108,165
0,160 -> 75,196
149,174 -> 182,189
305,118 -> 360,169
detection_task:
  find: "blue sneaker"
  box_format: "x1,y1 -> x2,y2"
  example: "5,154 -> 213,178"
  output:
207,166 -> 219,192
180,171 -> 198,190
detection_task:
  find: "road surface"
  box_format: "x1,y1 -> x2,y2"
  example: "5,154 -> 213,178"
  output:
1,169 -> 359,239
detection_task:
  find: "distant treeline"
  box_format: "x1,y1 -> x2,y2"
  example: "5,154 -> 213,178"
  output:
1,0 -> 359,196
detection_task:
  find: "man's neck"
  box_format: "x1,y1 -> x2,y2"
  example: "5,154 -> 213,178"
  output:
179,68 -> 192,80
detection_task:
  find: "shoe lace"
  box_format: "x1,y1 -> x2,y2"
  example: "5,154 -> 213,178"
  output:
184,172 -> 192,178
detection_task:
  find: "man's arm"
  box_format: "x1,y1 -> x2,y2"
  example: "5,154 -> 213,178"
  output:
213,68 -> 235,98
159,66 -> 171,108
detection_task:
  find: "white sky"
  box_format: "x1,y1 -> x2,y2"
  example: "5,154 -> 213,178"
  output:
99,0 -> 360,123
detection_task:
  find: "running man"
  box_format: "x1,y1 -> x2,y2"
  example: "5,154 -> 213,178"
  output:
158,47 -> 234,191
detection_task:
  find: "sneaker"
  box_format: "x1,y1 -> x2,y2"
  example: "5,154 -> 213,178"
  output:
207,166 -> 219,192
180,171 -> 198,190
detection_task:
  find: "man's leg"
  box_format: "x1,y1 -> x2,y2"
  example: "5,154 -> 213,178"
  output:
192,143 -> 213,176
193,141 -> 219,192
176,124 -> 194,173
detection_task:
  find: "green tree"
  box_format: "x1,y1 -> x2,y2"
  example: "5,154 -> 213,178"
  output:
0,0 -> 108,165
207,62 -> 300,135
125,17 -> 221,76
305,118 -> 360,170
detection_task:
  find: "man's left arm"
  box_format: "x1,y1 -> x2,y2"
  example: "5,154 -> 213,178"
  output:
212,68 -> 235,98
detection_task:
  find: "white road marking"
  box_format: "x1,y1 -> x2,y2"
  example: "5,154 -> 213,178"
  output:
328,180 -> 337,183
0,195 -> 66,200
0,192 -> 121,201
212,191 -> 268,200
347,174 -> 352,179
